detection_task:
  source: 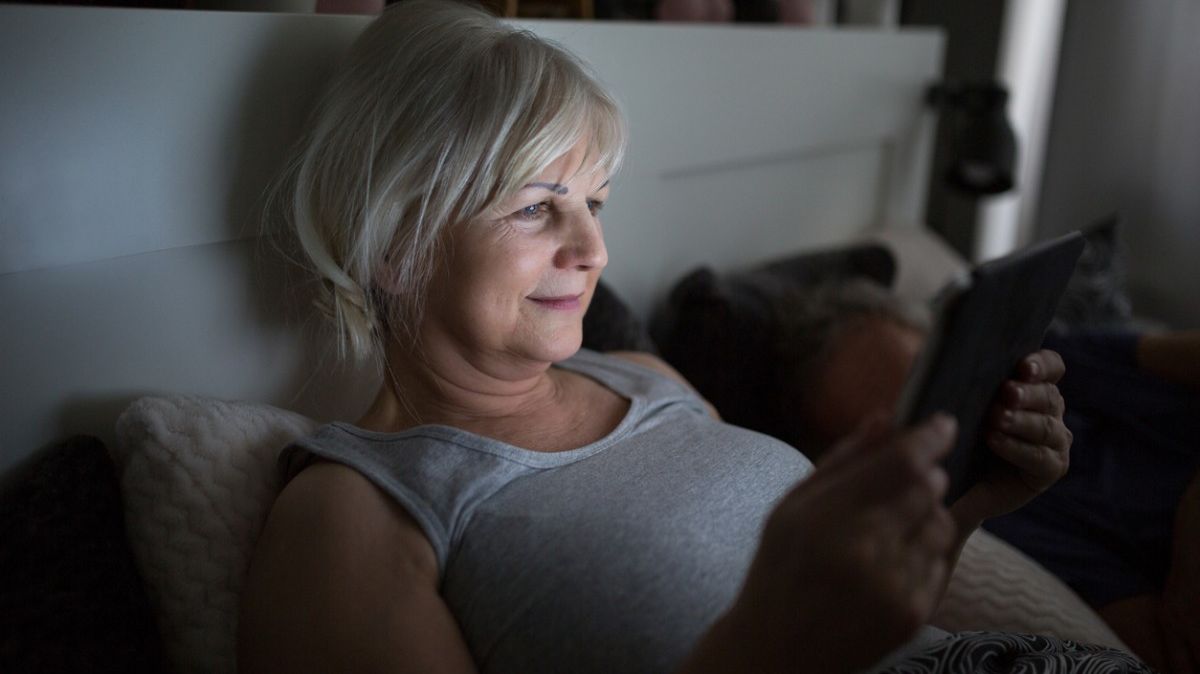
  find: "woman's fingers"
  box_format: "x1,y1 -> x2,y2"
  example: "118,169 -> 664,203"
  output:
993,408 -> 1073,449
817,411 -> 894,472
986,430 -> 1070,488
1017,349 -> 1066,383
836,415 -> 956,509
745,418 -> 961,671
908,495 -> 955,548
1000,380 -> 1066,415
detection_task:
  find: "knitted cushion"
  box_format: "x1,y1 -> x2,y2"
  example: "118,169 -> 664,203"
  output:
113,395 -> 316,674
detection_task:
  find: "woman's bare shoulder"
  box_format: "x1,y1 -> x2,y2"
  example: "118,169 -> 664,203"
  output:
239,462 -> 476,673
259,460 -> 438,582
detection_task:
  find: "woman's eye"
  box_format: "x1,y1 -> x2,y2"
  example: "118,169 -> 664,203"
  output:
515,202 -> 550,221
587,199 -> 605,215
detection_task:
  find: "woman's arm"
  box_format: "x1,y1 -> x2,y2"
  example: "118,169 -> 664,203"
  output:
1136,330 -> 1200,390
238,462 -> 477,674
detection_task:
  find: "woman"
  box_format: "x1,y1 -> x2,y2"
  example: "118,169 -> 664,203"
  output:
237,2 -> 1075,672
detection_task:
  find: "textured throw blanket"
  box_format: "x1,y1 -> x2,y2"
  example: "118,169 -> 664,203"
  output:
883,632 -> 1153,674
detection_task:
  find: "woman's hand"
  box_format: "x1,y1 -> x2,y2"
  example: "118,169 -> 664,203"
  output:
952,349 -> 1072,528
693,414 -> 958,674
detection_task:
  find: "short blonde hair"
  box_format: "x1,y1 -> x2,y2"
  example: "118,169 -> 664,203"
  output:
282,0 -> 626,364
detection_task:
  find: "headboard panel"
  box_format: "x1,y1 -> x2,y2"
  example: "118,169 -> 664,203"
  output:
0,6 -> 942,470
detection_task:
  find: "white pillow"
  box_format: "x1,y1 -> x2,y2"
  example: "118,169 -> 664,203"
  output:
863,227 -> 971,303
935,528 -> 1127,650
113,394 -> 1126,672
113,395 -> 316,674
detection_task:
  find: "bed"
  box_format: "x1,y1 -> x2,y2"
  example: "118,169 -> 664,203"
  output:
0,5 -> 1132,672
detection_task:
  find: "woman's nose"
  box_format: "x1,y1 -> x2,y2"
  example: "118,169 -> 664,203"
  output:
555,208 -> 607,271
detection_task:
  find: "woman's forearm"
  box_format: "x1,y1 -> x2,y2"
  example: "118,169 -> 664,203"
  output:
941,507 -> 984,602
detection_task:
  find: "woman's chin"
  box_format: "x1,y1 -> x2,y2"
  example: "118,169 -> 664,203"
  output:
543,339 -> 584,364
522,329 -> 584,364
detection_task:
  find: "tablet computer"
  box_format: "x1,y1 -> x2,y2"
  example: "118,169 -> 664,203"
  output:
894,231 -> 1086,505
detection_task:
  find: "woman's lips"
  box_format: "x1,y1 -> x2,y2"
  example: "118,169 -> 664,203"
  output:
528,293 -> 583,311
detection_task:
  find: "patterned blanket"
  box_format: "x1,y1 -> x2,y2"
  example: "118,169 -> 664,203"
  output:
884,632 -> 1153,674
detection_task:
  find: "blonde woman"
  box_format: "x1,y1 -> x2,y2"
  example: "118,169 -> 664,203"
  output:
238,2 -> 1084,672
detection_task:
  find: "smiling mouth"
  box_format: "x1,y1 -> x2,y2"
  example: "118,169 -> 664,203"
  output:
528,293 -> 584,311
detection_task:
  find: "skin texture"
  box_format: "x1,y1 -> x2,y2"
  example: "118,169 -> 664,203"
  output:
240,142 -> 1075,674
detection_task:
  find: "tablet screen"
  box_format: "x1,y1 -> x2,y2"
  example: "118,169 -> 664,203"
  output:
895,231 -> 1086,505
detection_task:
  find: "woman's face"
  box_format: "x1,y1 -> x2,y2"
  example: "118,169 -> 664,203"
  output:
420,142 -> 611,372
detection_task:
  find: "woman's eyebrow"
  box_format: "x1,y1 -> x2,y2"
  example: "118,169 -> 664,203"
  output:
525,182 -> 569,195
522,179 -> 610,195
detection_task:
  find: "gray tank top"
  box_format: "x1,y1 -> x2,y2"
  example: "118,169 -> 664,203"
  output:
280,349 -> 814,673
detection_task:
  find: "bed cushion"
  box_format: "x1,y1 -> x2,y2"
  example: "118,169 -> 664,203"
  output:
862,226 -> 970,303
583,279 -> 658,353
113,395 -> 317,674
935,528 -> 1126,650
651,242 -> 896,444
0,435 -> 165,674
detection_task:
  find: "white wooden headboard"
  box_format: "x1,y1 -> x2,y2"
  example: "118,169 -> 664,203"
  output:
0,5 -> 942,472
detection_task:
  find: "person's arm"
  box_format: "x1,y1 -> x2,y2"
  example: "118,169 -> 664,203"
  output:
238,462 -> 477,674
609,350 -> 721,420
1161,469 -> 1200,674
1136,330 -> 1200,390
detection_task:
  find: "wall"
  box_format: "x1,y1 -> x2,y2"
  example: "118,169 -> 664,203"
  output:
1036,0 -> 1200,327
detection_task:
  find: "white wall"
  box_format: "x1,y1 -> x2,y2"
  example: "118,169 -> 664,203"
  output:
973,0 -> 1065,262
1036,0 -> 1200,327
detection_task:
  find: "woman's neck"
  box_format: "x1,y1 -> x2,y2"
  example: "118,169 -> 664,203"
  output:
355,337 -> 569,434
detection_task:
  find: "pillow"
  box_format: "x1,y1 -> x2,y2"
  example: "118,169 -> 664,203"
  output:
0,435 -> 165,673
935,529 -> 1127,651
113,395 -> 317,674
862,226 -> 971,303
651,242 -> 895,441
582,279 -> 657,354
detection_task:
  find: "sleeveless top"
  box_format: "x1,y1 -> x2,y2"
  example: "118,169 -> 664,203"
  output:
279,349 -> 815,674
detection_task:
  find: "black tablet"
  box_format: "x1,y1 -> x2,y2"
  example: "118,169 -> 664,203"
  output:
894,231 -> 1086,505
